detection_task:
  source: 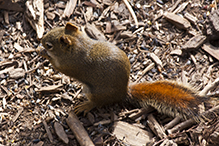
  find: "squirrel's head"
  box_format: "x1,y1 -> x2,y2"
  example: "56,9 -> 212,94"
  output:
38,22 -> 80,60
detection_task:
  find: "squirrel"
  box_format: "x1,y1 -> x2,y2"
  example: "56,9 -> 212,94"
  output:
38,22 -> 206,120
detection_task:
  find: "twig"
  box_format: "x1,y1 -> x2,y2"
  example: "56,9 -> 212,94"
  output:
122,0 -> 138,27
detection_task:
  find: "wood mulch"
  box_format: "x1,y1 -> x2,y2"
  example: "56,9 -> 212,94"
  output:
0,0 -> 219,145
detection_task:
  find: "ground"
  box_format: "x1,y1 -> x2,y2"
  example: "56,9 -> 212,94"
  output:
0,0 -> 219,145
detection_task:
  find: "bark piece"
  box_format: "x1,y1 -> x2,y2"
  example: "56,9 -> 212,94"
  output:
54,122 -> 69,144
25,0 -> 44,39
66,111 -> 95,146
61,0 -> 77,19
164,12 -> 191,30
85,23 -> 106,41
202,43 -> 219,61
182,35 -> 206,50
112,121 -> 153,146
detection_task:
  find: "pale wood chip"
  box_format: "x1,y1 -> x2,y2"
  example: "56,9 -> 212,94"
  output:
61,0 -> 77,19
112,121 -> 153,145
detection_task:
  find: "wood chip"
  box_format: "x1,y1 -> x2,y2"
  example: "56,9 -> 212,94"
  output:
149,53 -> 163,68
54,122 -> 69,144
184,12 -> 198,24
35,84 -> 63,92
9,68 -> 25,79
14,43 -> 24,52
61,0 -> 77,19
42,120 -> 54,143
66,111 -> 95,146
164,12 -> 191,30
112,121 -> 153,145
172,1 -> 189,14
12,107 -> 23,123
85,23 -> 106,41
32,141 -> 44,146
202,43 -> 219,61
3,11 -> 9,24
170,49 -> 182,55
182,35 -> 206,50
25,0 -> 44,39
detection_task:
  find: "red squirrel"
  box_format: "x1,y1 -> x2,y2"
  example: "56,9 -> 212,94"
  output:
39,22 -> 205,120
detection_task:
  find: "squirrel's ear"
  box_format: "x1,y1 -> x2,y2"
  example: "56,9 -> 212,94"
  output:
65,22 -> 78,32
59,35 -> 72,46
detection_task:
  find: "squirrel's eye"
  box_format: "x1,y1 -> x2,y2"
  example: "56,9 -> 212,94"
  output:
45,42 -> 53,50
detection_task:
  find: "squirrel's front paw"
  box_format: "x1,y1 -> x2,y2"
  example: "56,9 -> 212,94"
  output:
74,101 -> 95,116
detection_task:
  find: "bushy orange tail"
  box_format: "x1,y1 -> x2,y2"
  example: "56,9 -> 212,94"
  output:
129,81 -> 205,121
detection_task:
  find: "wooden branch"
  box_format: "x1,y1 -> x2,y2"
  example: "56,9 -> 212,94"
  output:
66,111 -> 95,146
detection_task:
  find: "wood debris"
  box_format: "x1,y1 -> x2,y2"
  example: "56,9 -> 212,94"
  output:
112,121 -> 153,145
164,12 -> 191,30
0,0 -> 219,145
54,122 -> 69,144
66,111 -> 95,146
61,0 -> 77,19
25,0 -> 44,39
182,35 -> 207,50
